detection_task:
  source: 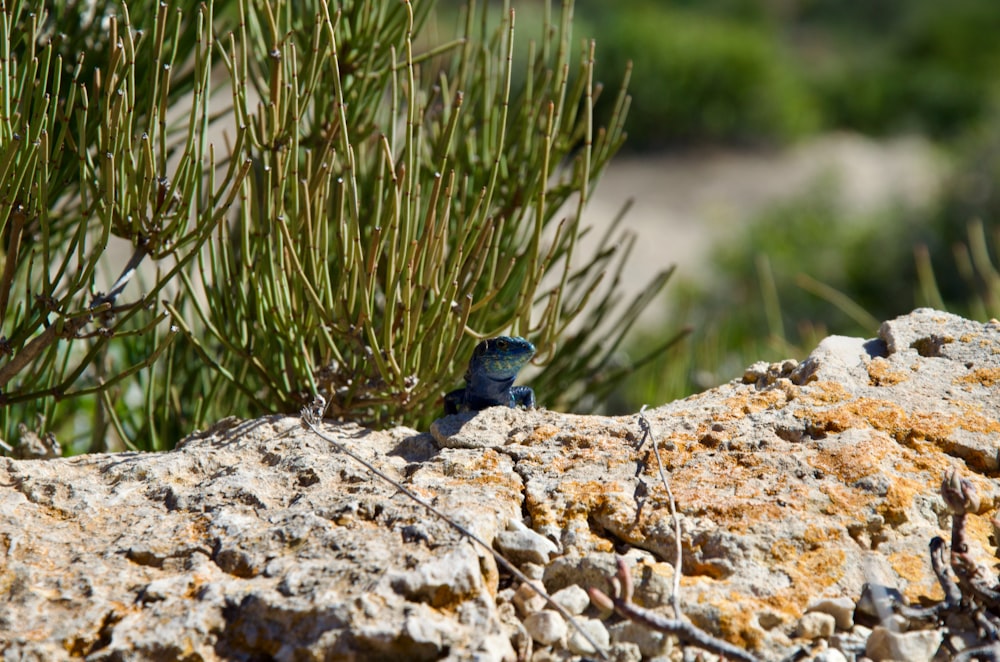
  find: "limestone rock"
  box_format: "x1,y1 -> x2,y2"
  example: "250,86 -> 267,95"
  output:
494,519 -> 560,565
806,596 -> 856,631
565,616 -> 610,655
523,610 -> 567,646
3,309 -> 999,660
551,584 -> 591,615
609,620 -> 672,658
813,647 -> 849,662
795,611 -> 836,640
866,625 -> 943,662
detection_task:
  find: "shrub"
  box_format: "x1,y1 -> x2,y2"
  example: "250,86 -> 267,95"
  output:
589,5 -> 819,148
0,0 -> 674,452
803,0 -> 1000,138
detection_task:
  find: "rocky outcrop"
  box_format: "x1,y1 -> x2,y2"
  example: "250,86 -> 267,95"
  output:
3,309 -> 999,660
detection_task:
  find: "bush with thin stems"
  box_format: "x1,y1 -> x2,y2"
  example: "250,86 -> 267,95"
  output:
0,0 -> 679,453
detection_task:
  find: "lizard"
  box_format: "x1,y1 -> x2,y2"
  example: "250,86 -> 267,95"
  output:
443,336 -> 536,415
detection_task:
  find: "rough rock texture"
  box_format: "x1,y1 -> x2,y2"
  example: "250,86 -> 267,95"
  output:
3,309 -> 1000,660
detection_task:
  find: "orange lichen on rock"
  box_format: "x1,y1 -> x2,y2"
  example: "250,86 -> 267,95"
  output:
890,551 -> 944,603
717,387 -> 796,422
801,380 -> 854,405
964,509 -> 999,552
867,356 -> 909,386
818,482 -> 878,518
877,476 -> 925,526
954,366 -> 1000,388
730,539 -> 851,636
807,432 -> 896,484
556,479 -> 632,520
714,598 -> 768,651
524,424 -> 560,444
771,537 -> 847,595
800,397 -> 999,448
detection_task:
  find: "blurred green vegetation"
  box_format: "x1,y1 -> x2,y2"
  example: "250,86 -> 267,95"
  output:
576,0 -> 1000,147
801,0 -> 1000,138
581,0 -> 1000,411
619,186 -> 931,408
618,161 -> 1000,411
585,5 -> 819,147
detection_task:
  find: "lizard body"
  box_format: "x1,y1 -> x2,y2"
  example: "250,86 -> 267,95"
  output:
443,336 -> 536,415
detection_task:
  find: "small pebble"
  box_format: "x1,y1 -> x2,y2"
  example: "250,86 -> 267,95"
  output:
521,562 -> 545,581
607,642 -> 642,662
796,611 -> 836,639
866,625 -> 942,662
496,587 -> 516,603
566,617 -> 610,655
523,610 -> 567,646
813,647 -> 848,662
551,584 -> 590,615
494,521 -> 559,565
757,610 -> 784,629
513,582 -> 547,616
609,620 -> 671,657
807,596 -> 856,630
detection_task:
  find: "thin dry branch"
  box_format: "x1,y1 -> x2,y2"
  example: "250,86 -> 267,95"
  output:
588,557 -> 762,662
299,397 -> 609,660
636,405 -> 682,618
888,469 -> 1000,658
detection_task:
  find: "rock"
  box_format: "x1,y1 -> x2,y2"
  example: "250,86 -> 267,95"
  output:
388,544 -> 484,604
565,617 -> 610,655
521,562 -> 545,581
513,581 -> 548,616
856,583 -> 907,622
807,596 -> 856,630
542,553 -> 675,610
830,625 -> 872,659
3,309 -> 999,660
523,610 -> 567,646
608,620 -> 672,657
866,625 -> 943,662
812,646 -> 849,662
494,519 -> 559,565
430,406 -> 526,448
606,642 -> 643,662
796,611 -> 836,639
498,600 -> 531,660
551,584 -> 591,615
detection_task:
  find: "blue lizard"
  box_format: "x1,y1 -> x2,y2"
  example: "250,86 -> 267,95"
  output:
443,336 -> 536,415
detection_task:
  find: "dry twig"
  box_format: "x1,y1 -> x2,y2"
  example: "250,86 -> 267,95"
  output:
636,405 -> 683,617
299,398 -> 609,659
888,469 -> 1000,658
584,408 -> 761,662
588,557 -> 762,662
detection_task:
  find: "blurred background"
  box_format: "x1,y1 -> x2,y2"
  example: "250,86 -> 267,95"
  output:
440,0 -> 1000,411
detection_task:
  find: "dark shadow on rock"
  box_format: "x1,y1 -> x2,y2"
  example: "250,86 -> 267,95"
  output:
388,433 -> 439,463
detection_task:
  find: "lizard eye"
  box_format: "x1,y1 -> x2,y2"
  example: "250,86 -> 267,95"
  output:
496,338 -> 508,350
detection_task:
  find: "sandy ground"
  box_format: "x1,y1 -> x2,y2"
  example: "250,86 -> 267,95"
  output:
578,132 -> 946,326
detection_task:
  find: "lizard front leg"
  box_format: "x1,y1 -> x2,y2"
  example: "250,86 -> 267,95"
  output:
443,388 -> 467,415
510,386 -> 535,409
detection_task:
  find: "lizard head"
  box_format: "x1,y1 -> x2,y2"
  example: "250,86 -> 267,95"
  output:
469,336 -> 535,380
